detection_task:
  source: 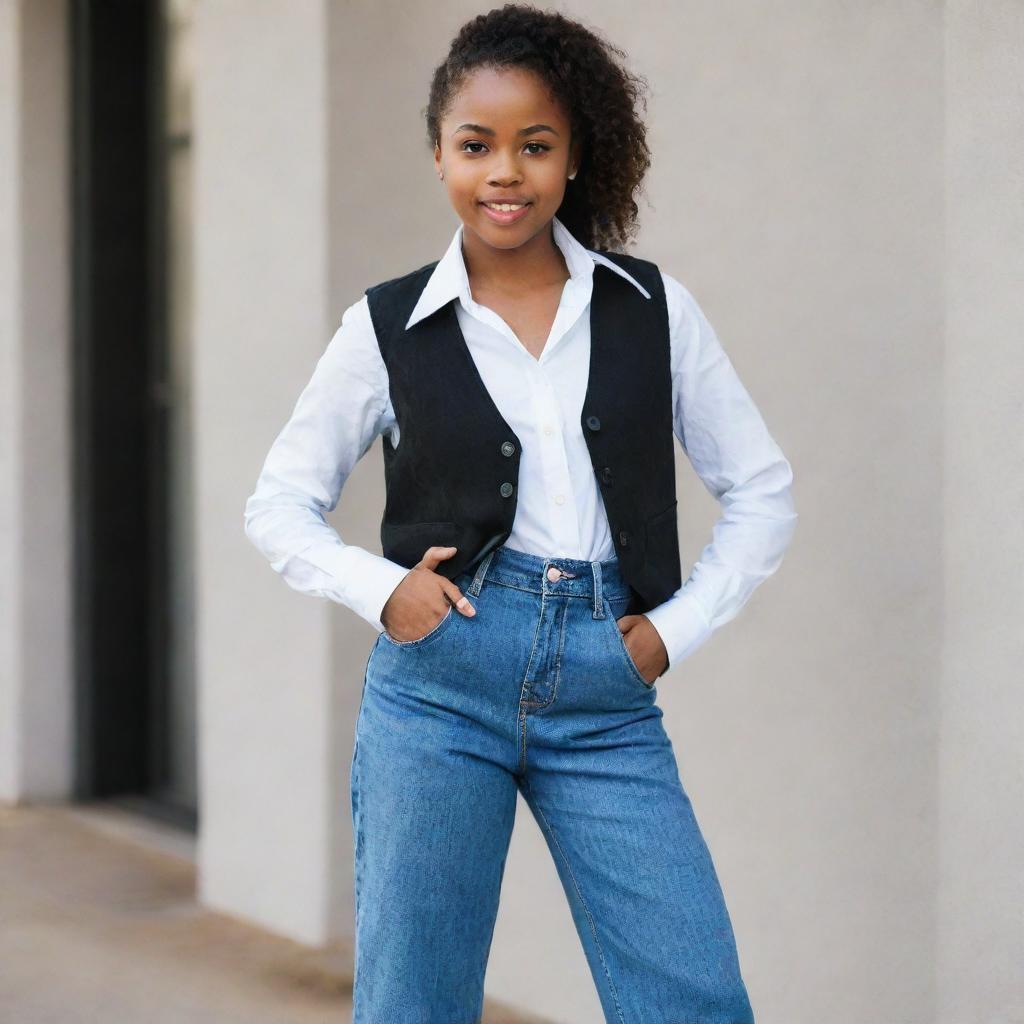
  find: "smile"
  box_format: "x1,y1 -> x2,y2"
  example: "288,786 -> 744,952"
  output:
479,201 -> 532,224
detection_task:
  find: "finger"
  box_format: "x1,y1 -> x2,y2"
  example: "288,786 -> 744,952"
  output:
440,580 -> 476,617
416,545 -> 458,571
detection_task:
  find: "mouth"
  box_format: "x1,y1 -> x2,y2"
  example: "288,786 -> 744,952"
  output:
478,200 -> 532,225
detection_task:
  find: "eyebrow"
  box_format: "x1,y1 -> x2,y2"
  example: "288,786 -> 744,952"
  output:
452,123 -> 560,138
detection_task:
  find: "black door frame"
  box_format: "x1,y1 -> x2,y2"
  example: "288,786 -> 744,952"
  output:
70,0 -> 195,832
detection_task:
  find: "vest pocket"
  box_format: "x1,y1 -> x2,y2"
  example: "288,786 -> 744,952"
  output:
643,500 -> 681,601
380,520 -> 460,569
644,499 -> 678,534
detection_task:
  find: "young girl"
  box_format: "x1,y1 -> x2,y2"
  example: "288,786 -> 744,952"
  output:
245,5 -> 796,1021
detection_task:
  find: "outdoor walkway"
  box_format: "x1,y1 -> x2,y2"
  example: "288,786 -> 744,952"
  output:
0,802 -> 551,1023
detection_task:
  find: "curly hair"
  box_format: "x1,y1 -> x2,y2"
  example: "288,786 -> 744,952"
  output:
424,3 -> 652,252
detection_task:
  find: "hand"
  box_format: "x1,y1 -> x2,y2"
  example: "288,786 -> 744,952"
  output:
381,545 -> 476,643
616,614 -> 669,685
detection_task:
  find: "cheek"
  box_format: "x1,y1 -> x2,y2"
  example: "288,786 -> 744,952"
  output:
533,159 -> 570,186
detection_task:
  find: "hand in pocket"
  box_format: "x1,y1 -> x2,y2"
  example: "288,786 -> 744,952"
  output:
615,614 -> 668,684
381,544 -> 476,643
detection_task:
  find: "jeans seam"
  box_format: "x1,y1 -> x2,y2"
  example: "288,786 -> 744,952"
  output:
524,775 -> 626,1024
550,598 -> 569,704
517,591 -> 547,773
484,576 -> 629,603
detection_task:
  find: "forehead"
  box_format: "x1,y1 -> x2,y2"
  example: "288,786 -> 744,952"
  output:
443,65 -> 568,126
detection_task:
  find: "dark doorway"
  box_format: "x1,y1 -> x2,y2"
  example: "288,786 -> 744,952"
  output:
70,0 -> 197,831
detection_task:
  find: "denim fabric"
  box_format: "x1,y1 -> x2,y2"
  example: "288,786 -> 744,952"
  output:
350,545 -> 755,1024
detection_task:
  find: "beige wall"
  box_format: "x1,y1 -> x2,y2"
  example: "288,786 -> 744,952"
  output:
0,1 -> 1019,1021
323,3 -> 949,1022
195,0 -> 338,943
940,3 -> 1024,1021
0,0 -> 72,803
203,0 -> 1024,1019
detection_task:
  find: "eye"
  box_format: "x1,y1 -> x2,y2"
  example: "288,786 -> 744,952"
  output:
458,141 -> 552,155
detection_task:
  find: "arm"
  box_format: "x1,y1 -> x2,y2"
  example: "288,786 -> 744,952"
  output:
243,295 -> 411,632
642,271 -> 799,673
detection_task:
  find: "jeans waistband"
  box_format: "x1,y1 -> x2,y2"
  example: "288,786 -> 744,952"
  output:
463,544 -> 632,613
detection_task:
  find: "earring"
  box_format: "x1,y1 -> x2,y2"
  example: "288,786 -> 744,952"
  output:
568,170 -> 576,180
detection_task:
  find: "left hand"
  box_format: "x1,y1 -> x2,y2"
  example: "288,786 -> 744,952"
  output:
616,614 -> 669,685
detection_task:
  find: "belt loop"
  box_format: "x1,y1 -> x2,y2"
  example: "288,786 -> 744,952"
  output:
591,560 -> 605,619
468,549 -> 495,597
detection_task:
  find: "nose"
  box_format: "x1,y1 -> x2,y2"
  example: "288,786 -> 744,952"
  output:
488,153 -> 523,186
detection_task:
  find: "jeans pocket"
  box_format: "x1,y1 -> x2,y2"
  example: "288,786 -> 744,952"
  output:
603,596 -> 656,690
381,603 -> 456,649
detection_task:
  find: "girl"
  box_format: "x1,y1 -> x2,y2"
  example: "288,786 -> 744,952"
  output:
245,5 -> 796,1021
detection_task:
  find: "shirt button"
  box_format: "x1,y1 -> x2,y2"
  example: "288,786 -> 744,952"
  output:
500,482 -> 514,498
555,494 -> 565,505
618,530 -> 630,547
600,466 -> 613,484
544,424 -> 554,436
586,415 -> 601,431
500,441 -> 516,457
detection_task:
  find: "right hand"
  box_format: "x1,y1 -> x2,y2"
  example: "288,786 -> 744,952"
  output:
380,545 -> 476,643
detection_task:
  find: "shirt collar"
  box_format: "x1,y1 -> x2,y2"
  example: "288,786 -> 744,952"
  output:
404,214 -> 650,330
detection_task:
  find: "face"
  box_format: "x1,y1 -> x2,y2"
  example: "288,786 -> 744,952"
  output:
434,65 -> 580,252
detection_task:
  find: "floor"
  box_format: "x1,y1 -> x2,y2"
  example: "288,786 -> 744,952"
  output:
0,802 -> 552,1023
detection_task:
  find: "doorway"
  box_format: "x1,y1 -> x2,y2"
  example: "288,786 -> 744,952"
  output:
70,0 -> 197,831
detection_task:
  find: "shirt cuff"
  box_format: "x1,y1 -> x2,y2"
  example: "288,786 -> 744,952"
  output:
642,591 -> 713,675
309,543 -> 412,633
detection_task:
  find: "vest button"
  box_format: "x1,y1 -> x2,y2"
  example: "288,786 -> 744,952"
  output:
500,441 -> 516,457
600,466 -> 613,484
586,415 -> 601,431
500,482 -> 514,498
618,530 -> 630,547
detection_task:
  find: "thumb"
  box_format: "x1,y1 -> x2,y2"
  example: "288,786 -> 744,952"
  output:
417,544 -> 459,572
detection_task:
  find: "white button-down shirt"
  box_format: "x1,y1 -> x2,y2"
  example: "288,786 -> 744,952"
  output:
244,215 -> 798,669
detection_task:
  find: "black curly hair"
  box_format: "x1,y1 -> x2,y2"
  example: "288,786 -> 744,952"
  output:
424,3 -> 652,252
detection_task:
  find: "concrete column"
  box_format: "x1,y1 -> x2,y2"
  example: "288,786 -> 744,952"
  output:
0,0 -> 73,804
193,0 -> 336,943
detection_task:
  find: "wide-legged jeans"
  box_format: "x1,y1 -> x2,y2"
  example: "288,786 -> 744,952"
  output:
350,544 -> 756,1023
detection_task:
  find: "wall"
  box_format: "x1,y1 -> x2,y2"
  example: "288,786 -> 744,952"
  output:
0,0 -> 1013,1020
193,0 -> 337,943
0,0 -> 73,805
324,3 -> 948,1021
939,3 -> 1024,1021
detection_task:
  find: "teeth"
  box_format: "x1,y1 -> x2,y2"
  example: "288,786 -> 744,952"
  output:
485,202 -> 526,211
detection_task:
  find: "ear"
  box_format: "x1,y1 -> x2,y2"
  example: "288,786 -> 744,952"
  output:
569,136 -> 583,178
434,141 -> 442,174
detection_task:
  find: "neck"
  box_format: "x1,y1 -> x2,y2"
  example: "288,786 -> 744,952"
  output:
461,220 -> 570,295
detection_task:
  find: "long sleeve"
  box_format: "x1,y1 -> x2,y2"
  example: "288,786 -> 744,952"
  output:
642,271 -> 799,672
243,294 -> 411,632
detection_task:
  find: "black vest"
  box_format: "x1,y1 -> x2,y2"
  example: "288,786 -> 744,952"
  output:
364,250 -> 681,616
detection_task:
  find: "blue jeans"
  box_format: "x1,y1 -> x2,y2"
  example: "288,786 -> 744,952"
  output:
350,544 -> 755,1023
